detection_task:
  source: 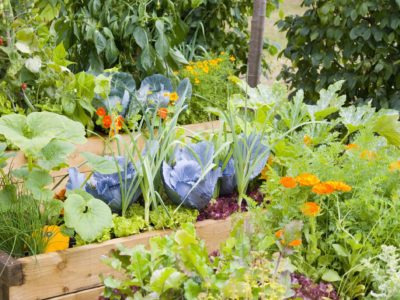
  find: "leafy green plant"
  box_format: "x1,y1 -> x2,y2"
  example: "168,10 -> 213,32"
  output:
176,53 -> 239,124
101,220 -> 294,299
278,0 -> 400,109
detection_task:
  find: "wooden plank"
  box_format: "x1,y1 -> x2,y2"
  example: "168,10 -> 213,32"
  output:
8,218 -> 232,300
0,251 -> 23,286
48,286 -> 103,300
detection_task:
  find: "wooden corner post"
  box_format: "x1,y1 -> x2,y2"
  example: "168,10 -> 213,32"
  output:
247,0 -> 267,87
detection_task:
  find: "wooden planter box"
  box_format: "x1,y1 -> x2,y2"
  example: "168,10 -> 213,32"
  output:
1,121 -> 228,300
0,217 -> 233,300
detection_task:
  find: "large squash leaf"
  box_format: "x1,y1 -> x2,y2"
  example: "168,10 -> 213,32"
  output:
372,111 -> 400,147
0,112 -> 86,160
64,190 -> 112,242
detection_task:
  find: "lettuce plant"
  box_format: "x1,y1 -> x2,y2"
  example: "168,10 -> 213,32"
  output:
161,141 -> 221,210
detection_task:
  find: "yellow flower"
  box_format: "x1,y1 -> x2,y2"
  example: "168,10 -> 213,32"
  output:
169,92 -> 179,102
185,65 -> 194,71
389,160 -> 400,172
194,78 -> 200,85
163,92 -> 170,97
229,55 -> 236,62
303,135 -> 312,146
203,66 -> 209,73
220,51 -> 225,55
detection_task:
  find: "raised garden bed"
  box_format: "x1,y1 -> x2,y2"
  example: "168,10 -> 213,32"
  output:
0,121 -> 229,300
0,217 -> 233,300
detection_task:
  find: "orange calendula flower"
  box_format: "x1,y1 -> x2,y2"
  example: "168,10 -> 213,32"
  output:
345,143 -> 359,150
158,108 -> 168,120
102,115 -> 112,129
360,150 -> 377,160
288,239 -> 302,247
96,107 -> 106,117
303,135 -> 312,146
280,177 -> 297,188
301,202 -> 321,217
389,160 -> 400,172
275,229 -> 284,239
43,225 -> 69,253
295,173 -> 320,186
169,92 -> 179,102
312,182 -> 335,195
115,115 -> 124,130
325,181 -> 352,192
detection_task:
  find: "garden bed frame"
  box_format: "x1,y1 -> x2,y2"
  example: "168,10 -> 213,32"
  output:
0,217 -> 233,300
0,121 -> 232,300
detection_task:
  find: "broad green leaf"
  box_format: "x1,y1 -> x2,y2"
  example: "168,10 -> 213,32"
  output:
105,40 -> 119,64
0,185 -> 17,212
37,140 -> 75,170
0,112 -> 86,159
149,267 -> 185,294
332,244 -> 348,257
133,27 -> 148,49
119,245 -> 150,286
81,152 -> 118,174
307,81 -> 346,120
94,74 -> 111,99
191,0 -> 204,8
94,30 -> 107,54
25,169 -> 53,200
53,43 -> 73,67
155,20 -> 169,58
140,46 -> 155,71
373,111 -> 400,146
339,105 -> 375,133
184,279 -> 202,300
64,190 -> 113,242
25,56 -> 42,73
322,269 -> 341,282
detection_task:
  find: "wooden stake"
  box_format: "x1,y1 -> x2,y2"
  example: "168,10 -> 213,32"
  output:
247,0 -> 267,87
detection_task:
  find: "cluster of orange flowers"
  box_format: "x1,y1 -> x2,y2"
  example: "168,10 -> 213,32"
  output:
389,160 -> 400,172
96,107 -> 124,134
280,173 -> 352,195
345,143 -> 378,160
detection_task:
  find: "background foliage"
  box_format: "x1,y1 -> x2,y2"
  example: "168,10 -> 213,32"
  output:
278,0 -> 400,109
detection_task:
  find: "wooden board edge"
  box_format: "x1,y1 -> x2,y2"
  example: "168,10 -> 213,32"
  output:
0,251 -> 23,286
46,285 -> 103,300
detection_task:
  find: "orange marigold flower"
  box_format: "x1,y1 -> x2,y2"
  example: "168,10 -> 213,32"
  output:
280,177 -> 297,188
360,150 -> 377,160
303,135 -> 312,146
345,143 -> 359,150
158,108 -> 168,120
275,229 -> 284,239
311,182 -> 335,195
102,115 -> 112,128
169,92 -> 179,102
115,115 -> 124,130
301,202 -> 321,217
389,160 -> 400,172
295,173 -> 320,186
288,239 -> 302,247
96,107 -> 106,117
325,181 -> 352,192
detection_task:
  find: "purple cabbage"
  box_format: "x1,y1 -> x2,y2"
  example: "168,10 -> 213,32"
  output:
219,157 -> 236,195
66,156 -> 141,212
161,142 -> 221,210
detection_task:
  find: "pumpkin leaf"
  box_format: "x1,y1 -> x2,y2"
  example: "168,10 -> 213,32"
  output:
64,190 -> 113,242
372,111 -> 400,147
